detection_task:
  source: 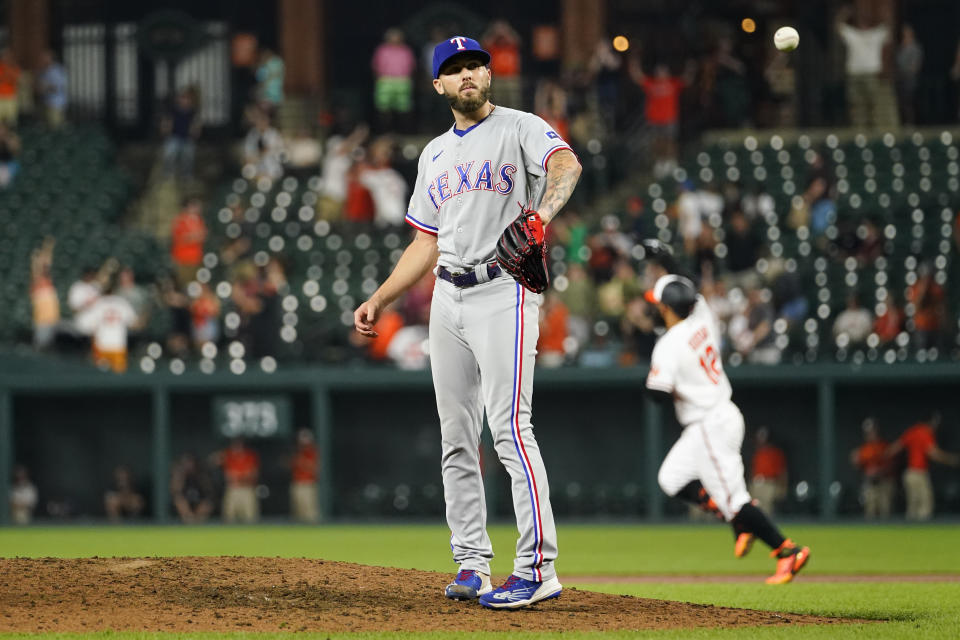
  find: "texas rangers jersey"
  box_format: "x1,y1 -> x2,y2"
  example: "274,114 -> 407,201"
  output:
646,296 -> 733,426
404,106 -> 573,271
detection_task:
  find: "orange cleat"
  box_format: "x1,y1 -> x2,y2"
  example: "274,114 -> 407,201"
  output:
765,540 -> 811,585
734,532 -> 755,558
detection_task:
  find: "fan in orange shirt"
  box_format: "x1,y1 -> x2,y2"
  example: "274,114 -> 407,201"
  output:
482,21 -> 523,109
367,307 -> 405,361
749,427 -> 787,516
628,59 -> 692,178
849,417 -> 894,519
290,428 -> 320,523
537,292 -> 568,368
0,48 -> 21,125
170,197 -> 208,286
886,412 -> 959,520
905,266 -> 946,349
210,438 -> 260,523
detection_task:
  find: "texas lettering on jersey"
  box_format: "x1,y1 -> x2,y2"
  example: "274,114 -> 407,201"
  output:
404,106 -> 575,268
427,161 -> 517,211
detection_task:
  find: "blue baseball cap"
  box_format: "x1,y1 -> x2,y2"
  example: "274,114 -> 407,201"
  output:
432,36 -> 490,79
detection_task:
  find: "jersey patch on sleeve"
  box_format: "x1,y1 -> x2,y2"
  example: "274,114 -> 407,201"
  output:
546,131 -> 560,140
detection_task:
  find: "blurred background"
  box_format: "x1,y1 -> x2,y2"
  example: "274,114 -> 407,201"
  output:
1,0 -> 959,527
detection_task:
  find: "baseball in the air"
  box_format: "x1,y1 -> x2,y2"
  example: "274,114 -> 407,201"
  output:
774,26 -> 800,51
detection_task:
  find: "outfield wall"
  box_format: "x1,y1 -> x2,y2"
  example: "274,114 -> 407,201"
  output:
1,364 -> 959,524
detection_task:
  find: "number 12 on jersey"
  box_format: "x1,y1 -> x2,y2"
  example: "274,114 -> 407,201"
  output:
699,345 -> 721,384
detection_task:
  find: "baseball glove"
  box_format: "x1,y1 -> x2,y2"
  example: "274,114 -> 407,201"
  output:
496,205 -> 549,293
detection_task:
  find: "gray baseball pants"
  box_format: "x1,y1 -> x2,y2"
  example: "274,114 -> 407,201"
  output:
429,274 -> 558,582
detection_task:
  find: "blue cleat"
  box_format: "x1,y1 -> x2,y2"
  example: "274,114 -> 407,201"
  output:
444,569 -> 492,600
479,574 -> 562,609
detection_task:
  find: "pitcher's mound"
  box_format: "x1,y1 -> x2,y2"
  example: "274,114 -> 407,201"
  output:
1,557 -> 847,632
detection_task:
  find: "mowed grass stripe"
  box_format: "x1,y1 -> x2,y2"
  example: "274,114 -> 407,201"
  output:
570,582 -> 960,639
0,524 -> 956,575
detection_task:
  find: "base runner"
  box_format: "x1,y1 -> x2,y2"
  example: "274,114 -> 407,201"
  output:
644,273 -> 811,584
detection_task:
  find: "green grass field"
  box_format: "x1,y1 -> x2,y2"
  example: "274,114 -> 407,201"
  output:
1,523 -> 958,639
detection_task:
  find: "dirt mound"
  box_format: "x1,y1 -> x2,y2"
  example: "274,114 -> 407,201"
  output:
0,557 -> 848,632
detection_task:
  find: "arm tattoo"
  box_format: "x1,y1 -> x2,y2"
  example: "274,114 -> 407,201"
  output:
539,150 -> 582,224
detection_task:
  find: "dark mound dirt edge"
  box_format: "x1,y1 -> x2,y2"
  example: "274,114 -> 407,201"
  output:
0,557 -> 858,633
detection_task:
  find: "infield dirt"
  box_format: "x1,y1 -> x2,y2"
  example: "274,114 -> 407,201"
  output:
0,557 -> 851,633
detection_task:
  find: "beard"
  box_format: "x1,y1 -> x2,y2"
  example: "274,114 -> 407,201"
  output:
445,83 -> 491,113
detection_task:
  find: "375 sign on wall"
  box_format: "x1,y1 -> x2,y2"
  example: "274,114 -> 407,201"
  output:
212,396 -> 292,438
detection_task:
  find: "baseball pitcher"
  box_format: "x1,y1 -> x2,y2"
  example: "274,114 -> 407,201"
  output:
354,36 -> 581,608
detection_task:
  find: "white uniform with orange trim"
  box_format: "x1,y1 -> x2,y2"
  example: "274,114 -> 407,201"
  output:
405,105 -> 574,582
646,296 -> 752,521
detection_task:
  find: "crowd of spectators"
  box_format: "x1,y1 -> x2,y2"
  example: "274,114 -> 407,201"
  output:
0,47 -> 67,193
327,10 -> 960,175
14,16 -> 960,374
346,8 -> 960,144
8,428 -> 320,524
30,158 -> 958,373
513,164 -> 950,368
